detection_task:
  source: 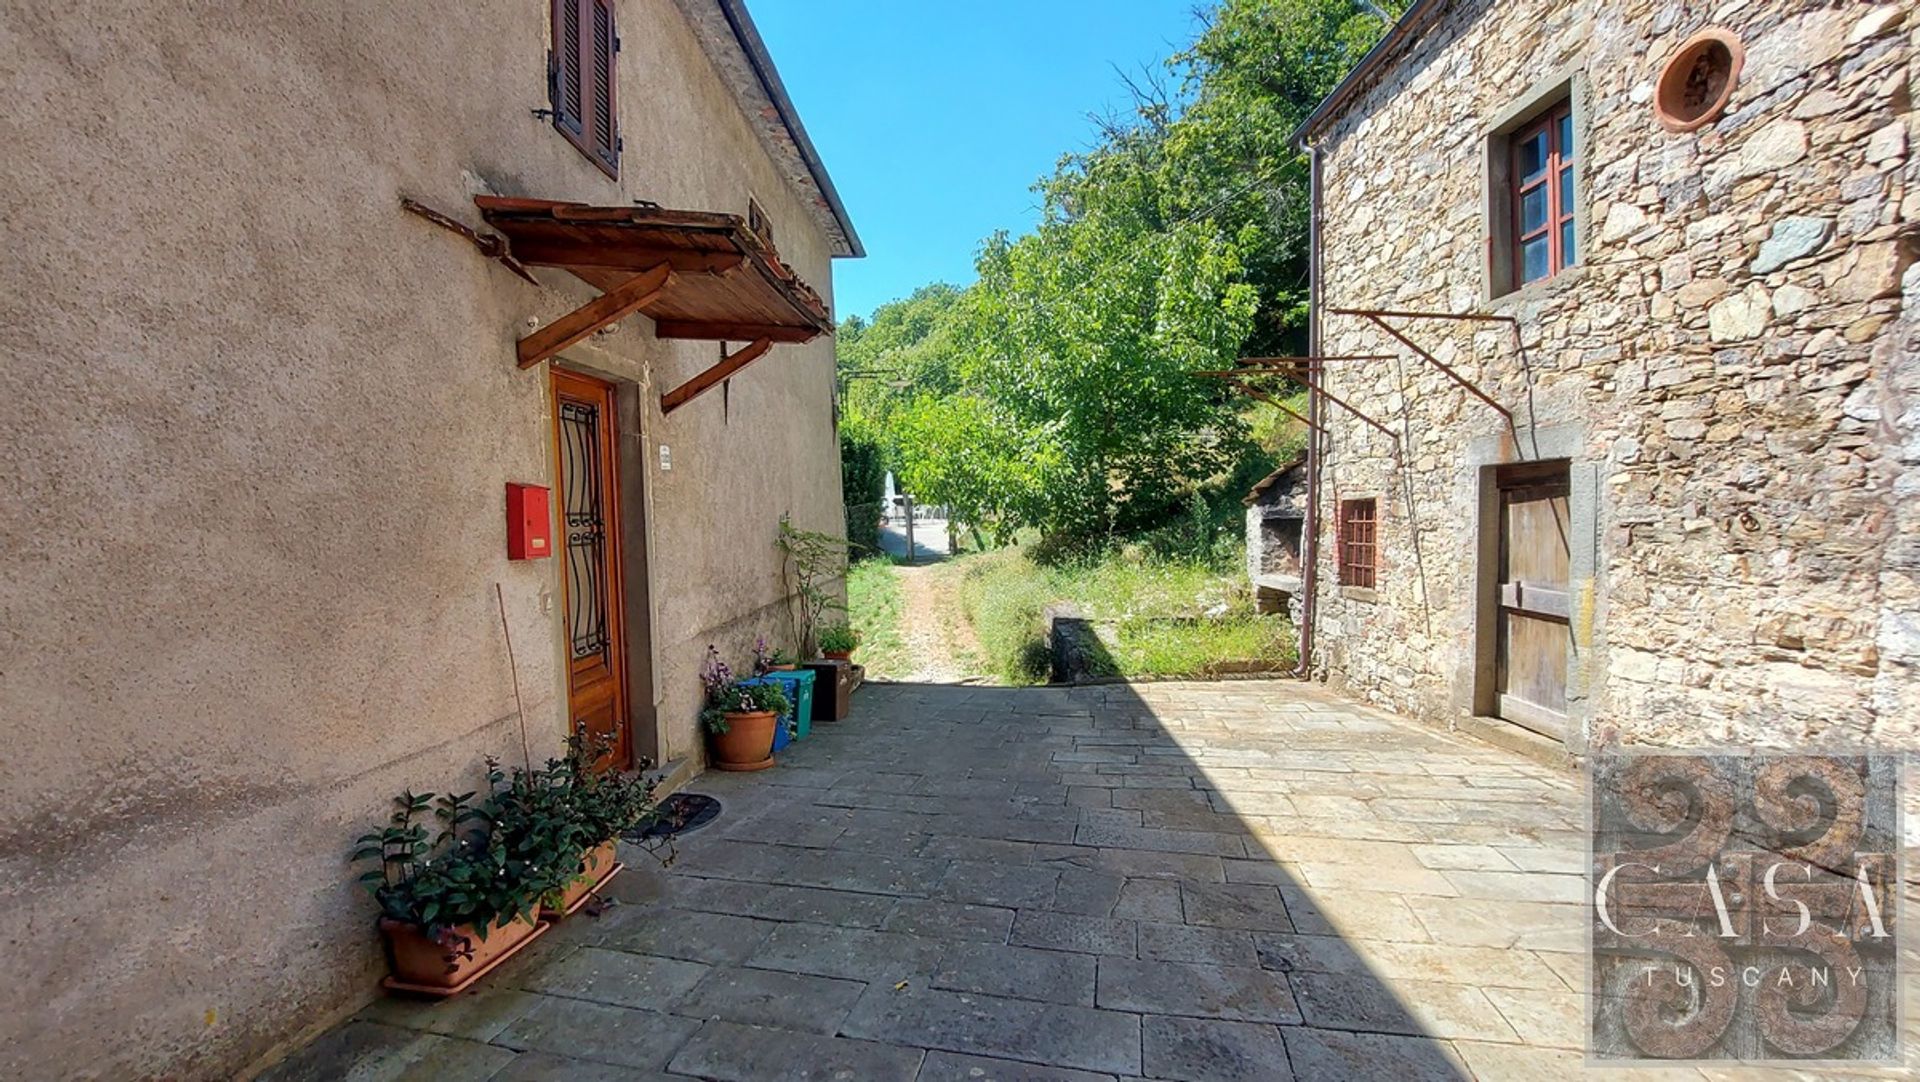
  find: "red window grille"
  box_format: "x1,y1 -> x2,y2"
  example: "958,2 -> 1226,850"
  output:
1339,499 -> 1377,589
1512,103 -> 1576,285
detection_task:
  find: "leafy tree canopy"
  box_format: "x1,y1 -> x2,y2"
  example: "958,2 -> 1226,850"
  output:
838,0 -> 1391,548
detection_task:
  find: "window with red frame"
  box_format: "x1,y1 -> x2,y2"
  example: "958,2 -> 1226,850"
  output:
1338,498 -> 1377,589
1513,104 -> 1576,285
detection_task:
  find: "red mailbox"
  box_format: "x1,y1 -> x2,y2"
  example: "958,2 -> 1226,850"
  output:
506,483 -> 551,560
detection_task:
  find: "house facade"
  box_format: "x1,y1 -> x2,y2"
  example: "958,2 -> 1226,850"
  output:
0,1 -> 857,1077
1296,1 -> 1915,756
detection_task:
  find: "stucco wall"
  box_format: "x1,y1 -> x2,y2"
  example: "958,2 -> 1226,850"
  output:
1307,2 -> 1915,751
0,1 -> 846,1077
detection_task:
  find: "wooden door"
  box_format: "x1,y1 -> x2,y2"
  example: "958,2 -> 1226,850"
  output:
1495,462 -> 1571,740
552,369 -> 630,768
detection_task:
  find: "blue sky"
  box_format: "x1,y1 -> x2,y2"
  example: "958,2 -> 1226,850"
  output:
752,1 -> 1206,323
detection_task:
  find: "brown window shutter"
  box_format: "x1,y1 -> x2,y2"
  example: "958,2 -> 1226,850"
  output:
550,0 -> 585,137
589,0 -> 619,175
549,0 -> 616,178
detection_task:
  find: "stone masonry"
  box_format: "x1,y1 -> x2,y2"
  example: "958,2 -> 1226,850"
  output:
1303,1 -> 1917,752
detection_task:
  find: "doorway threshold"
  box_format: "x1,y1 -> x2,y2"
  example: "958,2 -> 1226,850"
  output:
1457,713 -> 1576,772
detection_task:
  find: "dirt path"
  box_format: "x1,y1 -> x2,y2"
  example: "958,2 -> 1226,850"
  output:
894,561 -> 990,684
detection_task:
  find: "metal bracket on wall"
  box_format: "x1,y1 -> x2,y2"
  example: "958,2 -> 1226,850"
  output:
1330,308 -> 1516,427
1194,364 -> 1397,446
400,198 -> 539,285
1193,372 -> 1326,434
1280,369 -> 1401,445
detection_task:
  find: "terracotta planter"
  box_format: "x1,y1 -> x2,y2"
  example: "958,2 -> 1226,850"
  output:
547,839 -> 624,918
770,663 -> 798,671
710,709 -> 777,771
823,650 -> 853,661
379,911 -> 546,996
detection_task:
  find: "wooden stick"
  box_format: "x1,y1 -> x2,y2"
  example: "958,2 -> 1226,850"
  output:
495,583 -> 534,774
660,337 -> 774,414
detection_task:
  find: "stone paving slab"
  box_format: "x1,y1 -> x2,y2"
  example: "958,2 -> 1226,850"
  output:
916,1050 -> 1119,1081
884,896 -> 1017,942
1141,1016 -> 1292,1082
676,965 -> 866,1034
493,997 -> 701,1070
269,678 -> 1876,1082
840,984 -> 1142,1075
1096,956 -> 1301,1024
666,1020 -> 925,1081
932,940 -> 1098,1006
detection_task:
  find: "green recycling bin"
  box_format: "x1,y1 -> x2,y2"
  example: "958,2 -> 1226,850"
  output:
762,668 -> 815,740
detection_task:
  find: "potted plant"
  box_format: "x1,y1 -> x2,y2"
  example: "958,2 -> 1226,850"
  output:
351,789 -> 557,995
818,623 -> 860,661
542,735 -> 660,917
753,634 -> 798,673
702,645 -> 792,771
777,516 -> 851,656
481,737 -> 652,920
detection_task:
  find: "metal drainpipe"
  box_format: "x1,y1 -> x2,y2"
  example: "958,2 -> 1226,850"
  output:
1292,141 -> 1324,680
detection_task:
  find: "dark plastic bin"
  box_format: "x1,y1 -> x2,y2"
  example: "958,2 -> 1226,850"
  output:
802,660 -> 861,721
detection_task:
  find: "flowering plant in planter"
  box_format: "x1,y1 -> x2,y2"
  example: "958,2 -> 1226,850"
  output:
700,645 -> 792,772
700,679 -> 791,734
483,753 -> 599,911
352,790 -> 551,936
752,634 -> 797,674
351,788 -> 558,992
563,736 -> 661,844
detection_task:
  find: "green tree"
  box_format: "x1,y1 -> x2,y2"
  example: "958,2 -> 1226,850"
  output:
836,0 -> 1392,548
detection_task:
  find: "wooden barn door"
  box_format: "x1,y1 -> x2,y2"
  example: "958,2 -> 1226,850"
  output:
1494,462 -> 1571,740
552,369 -> 631,768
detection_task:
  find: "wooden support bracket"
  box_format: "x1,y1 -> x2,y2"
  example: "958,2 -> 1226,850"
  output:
517,264 -> 674,369
661,337 -> 774,415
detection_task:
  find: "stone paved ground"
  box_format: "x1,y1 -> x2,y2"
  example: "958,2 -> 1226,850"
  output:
266,680 -> 1916,1081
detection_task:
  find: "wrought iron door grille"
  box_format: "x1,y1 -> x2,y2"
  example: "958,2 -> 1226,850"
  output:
559,400 -> 609,659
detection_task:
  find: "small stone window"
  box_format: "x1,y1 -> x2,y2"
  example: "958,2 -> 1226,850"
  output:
1338,498 -> 1377,589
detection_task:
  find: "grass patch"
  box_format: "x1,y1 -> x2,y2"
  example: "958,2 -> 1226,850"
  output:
957,549 -> 1055,684
953,545 -> 1296,684
847,558 -> 910,679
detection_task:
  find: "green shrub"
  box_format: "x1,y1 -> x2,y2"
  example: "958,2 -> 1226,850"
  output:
840,418 -> 887,556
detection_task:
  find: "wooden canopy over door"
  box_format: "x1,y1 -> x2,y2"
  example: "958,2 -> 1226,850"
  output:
472,196 -> 832,413
552,369 -> 631,768
1494,461 -> 1573,741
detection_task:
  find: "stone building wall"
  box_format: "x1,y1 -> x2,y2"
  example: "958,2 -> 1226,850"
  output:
1306,1 -> 1915,752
